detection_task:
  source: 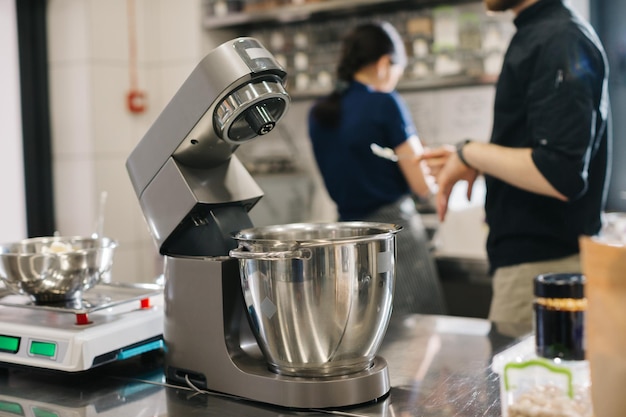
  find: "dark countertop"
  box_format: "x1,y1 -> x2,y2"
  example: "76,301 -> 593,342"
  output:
0,314 -> 530,417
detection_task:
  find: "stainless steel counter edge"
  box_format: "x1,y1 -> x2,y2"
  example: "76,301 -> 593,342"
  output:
0,314 -> 530,417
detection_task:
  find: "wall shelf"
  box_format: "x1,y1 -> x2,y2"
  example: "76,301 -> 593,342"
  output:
202,0 -> 478,29
287,74 -> 497,100
202,0 -> 512,96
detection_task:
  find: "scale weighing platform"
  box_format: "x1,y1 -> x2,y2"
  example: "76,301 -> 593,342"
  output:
0,283 -> 164,372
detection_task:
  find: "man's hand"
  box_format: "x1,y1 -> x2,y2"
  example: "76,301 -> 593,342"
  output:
422,146 -> 479,222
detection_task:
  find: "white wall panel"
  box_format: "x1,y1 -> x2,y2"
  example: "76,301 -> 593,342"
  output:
0,0 -> 27,241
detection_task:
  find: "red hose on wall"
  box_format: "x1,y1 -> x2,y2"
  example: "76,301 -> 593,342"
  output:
126,0 -> 146,114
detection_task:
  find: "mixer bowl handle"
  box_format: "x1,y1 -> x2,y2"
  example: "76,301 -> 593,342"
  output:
229,247 -> 312,260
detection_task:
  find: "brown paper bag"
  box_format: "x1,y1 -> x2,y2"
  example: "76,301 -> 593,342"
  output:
579,236 -> 626,417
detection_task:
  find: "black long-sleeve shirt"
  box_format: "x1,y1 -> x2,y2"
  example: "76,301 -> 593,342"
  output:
485,0 -> 611,272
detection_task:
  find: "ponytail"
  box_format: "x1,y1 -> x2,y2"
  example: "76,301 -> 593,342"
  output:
310,21 -> 405,129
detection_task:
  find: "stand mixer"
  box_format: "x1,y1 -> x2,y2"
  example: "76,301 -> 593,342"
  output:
126,38 -> 390,408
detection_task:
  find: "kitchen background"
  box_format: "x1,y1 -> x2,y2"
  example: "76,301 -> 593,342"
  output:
1,0 -> 617,292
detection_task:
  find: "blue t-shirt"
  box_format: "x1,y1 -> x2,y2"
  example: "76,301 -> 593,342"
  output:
308,81 -> 417,220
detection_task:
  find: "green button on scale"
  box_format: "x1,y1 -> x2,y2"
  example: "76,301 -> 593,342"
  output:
0,335 -> 20,353
30,340 -> 57,357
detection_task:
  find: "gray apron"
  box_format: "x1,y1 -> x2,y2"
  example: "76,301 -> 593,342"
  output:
361,196 -> 447,315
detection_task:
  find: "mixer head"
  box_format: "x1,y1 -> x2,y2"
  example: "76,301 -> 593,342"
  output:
126,38 -> 291,256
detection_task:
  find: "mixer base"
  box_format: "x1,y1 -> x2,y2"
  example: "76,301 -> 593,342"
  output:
166,356 -> 390,409
163,255 -> 391,409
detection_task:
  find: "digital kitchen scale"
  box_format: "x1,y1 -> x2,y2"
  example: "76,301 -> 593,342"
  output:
0,282 -> 164,372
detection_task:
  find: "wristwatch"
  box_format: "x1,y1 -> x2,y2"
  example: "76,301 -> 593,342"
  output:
456,139 -> 473,168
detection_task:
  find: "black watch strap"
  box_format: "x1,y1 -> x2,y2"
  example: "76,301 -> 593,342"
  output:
456,139 -> 473,168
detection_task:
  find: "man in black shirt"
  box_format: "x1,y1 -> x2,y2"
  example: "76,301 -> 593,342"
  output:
424,0 -> 611,327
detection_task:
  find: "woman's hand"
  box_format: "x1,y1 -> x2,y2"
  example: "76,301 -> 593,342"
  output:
421,145 -> 454,178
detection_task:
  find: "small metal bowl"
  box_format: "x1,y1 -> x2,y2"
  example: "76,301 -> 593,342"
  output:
0,236 -> 118,303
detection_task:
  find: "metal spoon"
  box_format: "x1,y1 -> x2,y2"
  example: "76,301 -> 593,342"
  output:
92,191 -> 108,239
370,143 -> 414,162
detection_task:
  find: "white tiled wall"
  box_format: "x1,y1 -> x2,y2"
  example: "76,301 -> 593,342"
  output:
0,0 -> 27,242
47,0 -> 206,283
404,85 -> 495,147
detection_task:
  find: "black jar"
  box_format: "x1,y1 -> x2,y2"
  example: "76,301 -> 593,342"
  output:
534,273 -> 586,361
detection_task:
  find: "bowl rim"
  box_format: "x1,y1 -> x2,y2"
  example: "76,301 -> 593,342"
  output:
0,235 -> 118,256
232,221 -> 402,247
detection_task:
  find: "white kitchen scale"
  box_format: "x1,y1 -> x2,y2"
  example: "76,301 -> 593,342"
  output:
0,282 -> 164,372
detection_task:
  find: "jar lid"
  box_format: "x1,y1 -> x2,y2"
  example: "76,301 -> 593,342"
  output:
534,273 -> 585,299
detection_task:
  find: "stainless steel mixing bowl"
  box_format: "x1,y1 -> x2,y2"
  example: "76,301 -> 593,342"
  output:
0,236 -> 118,303
230,222 -> 401,377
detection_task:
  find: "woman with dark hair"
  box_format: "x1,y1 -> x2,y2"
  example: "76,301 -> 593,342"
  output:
308,22 -> 447,315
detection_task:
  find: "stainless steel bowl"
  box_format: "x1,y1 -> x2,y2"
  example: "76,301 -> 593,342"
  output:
0,236 -> 118,303
230,222 -> 401,377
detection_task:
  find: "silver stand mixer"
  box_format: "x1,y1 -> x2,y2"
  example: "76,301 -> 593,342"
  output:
126,38 -> 390,408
